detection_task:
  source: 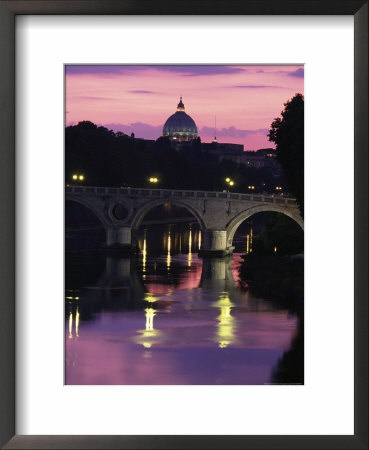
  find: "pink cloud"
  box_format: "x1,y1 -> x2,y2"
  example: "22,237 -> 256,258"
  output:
66,65 -> 303,150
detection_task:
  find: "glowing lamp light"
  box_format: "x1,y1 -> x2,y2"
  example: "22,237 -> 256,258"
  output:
72,173 -> 84,182
226,178 -> 235,187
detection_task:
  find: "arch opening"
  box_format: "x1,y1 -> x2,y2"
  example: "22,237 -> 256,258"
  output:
228,210 -> 304,256
66,199 -> 106,251
133,199 -> 205,231
133,202 -> 204,257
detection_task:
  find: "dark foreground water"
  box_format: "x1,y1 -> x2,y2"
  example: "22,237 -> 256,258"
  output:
65,224 -> 303,385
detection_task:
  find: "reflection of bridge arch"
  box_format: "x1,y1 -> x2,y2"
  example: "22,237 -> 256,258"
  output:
131,198 -> 205,231
226,204 -> 304,248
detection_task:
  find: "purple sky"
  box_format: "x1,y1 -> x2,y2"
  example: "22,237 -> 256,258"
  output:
66,65 -> 304,150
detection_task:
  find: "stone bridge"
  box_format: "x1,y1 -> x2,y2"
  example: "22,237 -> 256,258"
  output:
66,186 -> 303,256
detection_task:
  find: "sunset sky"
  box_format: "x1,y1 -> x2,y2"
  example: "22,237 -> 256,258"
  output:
65,65 -> 304,150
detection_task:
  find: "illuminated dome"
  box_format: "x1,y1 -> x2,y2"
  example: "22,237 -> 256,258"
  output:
163,97 -> 198,142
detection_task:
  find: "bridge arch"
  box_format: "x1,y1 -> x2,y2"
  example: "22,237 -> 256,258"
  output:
65,196 -> 109,232
131,198 -> 206,231
226,204 -> 304,248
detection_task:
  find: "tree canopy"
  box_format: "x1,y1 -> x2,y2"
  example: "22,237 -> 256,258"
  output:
65,121 -> 287,193
268,93 -> 304,216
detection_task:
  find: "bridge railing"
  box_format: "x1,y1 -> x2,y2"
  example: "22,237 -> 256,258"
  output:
65,186 -> 297,206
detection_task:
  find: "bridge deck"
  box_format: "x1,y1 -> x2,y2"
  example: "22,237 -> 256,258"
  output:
66,186 -> 296,206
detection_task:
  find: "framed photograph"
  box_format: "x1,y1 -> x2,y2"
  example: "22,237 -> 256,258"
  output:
64,63 -> 305,387
0,1 -> 367,449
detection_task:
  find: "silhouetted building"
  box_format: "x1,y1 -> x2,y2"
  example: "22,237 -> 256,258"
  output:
129,99 -> 281,174
218,148 -> 280,171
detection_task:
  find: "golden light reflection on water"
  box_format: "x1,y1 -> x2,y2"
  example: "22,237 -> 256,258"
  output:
245,226 -> 253,254
214,292 -> 236,348
144,292 -> 157,303
69,312 -> 73,339
135,307 -> 161,349
142,308 -> 156,348
138,225 -> 202,268
142,230 -> 147,273
188,228 -> 192,267
68,308 -> 80,339
167,232 -> 171,269
188,252 -> 192,267
75,308 -> 80,337
145,307 -> 155,331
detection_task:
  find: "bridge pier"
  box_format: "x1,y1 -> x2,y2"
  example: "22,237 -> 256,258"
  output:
66,187 -> 303,256
105,226 -> 137,253
199,230 -> 234,257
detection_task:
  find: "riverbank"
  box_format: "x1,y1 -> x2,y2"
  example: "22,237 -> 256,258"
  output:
239,253 -> 304,307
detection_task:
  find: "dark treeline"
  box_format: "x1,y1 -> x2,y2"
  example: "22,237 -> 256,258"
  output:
239,213 -> 304,302
65,121 -> 286,193
249,214 -> 303,256
269,93 -> 304,216
238,92 -> 305,301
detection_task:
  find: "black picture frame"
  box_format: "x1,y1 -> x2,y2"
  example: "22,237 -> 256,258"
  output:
0,1 -> 367,449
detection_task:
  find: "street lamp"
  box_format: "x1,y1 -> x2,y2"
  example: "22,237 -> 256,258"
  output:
248,185 -> 255,190
225,178 -> 235,189
72,173 -> 85,184
149,177 -> 159,184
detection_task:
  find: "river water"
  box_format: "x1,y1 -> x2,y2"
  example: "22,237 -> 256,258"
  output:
65,223 -> 303,385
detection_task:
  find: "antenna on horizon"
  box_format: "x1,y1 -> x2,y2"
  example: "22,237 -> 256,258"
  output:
212,115 -> 218,143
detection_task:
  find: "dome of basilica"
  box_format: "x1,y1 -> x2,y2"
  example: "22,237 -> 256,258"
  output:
162,97 -> 198,142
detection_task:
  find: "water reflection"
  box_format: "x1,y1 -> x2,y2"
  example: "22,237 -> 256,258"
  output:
137,223 -> 201,257
68,307 -> 80,339
167,231 -> 171,269
188,229 -> 192,267
214,292 -> 236,348
200,257 -> 235,292
142,229 -> 147,275
65,223 -> 302,385
136,307 -> 161,349
246,226 -> 253,254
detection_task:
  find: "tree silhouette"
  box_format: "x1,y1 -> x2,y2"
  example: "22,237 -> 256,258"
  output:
268,94 -> 304,217
66,121 -> 287,193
